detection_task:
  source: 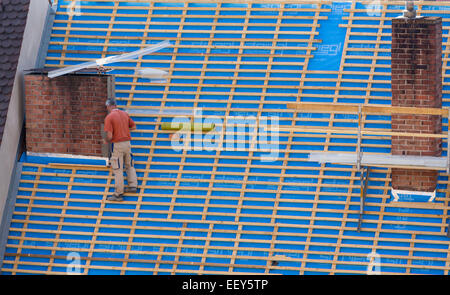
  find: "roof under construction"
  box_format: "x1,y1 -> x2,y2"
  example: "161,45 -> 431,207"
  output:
2,0 -> 450,275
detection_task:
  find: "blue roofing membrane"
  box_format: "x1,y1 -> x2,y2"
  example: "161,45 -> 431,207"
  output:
2,0 -> 450,275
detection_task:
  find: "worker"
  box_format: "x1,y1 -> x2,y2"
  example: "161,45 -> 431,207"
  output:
103,98 -> 138,201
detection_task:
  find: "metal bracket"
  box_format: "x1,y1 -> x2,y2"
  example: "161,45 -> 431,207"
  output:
447,216 -> 450,238
445,112 -> 450,238
447,112 -> 450,174
357,166 -> 370,232
356,105 -> 365,232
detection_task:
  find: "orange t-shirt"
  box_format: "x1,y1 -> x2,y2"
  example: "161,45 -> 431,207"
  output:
104,109 -> 136,143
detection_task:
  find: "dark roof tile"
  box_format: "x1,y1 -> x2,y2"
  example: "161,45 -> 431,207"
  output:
0,101 -> 9,111
0,0 -> 30,146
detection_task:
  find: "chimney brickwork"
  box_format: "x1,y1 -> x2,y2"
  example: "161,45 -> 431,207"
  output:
390,17 -> 442,192
24,73 -> 111,157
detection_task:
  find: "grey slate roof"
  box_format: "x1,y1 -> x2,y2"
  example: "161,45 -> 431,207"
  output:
0,0 -> 30,146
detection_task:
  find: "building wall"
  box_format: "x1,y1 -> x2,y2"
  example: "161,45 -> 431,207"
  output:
24,73 -> 109,157
390,17 -> 442,192
0,0 -> 50,230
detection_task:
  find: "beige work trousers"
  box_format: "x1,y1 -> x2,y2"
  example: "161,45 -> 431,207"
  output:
110,141 -> 137,195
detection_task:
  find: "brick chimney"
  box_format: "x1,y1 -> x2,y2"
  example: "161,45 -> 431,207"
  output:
390,17 -> 442,192
24,73 -> 114,157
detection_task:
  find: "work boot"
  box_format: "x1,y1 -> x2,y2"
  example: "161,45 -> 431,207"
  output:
107,194 -> 123,202
124,187 -> 138,193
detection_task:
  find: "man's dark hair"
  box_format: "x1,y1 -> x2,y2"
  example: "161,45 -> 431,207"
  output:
105,98 -> 117,107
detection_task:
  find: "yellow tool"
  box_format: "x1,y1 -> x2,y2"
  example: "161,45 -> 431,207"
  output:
161,122 -> 215,132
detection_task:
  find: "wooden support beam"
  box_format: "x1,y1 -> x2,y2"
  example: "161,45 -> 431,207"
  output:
287,102 -> 450,117
271,126 -> 448,139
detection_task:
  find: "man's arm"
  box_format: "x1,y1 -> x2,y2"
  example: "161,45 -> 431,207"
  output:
129,115 -> 136,131
106,131 -> 113,142
103,131 -> 113,145
104,116 -> 113,144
